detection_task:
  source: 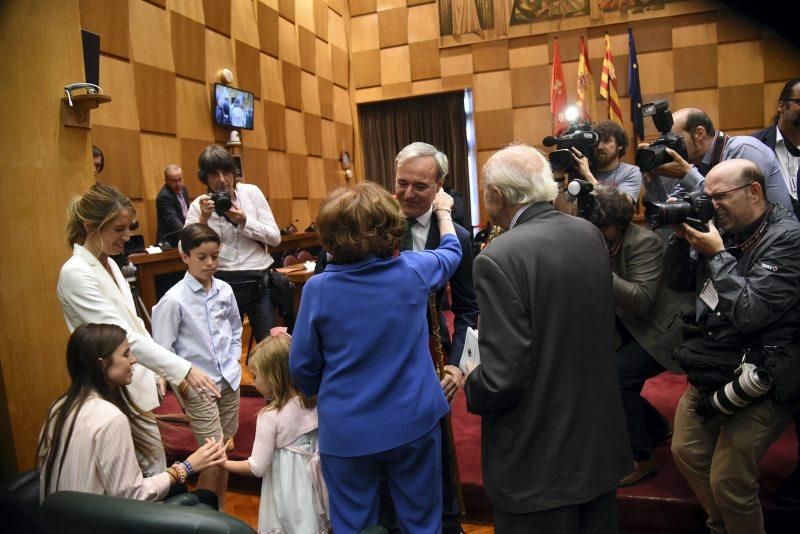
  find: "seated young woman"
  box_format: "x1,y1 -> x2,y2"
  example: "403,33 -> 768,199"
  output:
37,323 -> 226,503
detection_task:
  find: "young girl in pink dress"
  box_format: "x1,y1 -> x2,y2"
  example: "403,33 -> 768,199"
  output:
223,329 -> 329,533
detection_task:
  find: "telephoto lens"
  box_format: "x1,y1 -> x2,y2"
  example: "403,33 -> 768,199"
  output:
711,363 -> 773,416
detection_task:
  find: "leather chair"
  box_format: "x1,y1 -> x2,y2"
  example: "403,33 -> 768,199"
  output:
40,490 -> 255,534
0,469 -> 45,534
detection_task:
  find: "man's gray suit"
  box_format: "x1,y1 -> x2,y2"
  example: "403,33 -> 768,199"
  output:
464,202 -> 632,518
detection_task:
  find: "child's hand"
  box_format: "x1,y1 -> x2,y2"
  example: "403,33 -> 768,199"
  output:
186,437 -> 227,472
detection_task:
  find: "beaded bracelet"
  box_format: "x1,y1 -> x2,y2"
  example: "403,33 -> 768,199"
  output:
171,462 -> 188,484
182,460 -> 194,476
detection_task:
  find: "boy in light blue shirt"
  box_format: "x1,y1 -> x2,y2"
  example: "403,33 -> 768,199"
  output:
152,223 -> 242,508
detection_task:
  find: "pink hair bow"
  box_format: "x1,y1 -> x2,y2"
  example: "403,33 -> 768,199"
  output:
269,326 -> 291,338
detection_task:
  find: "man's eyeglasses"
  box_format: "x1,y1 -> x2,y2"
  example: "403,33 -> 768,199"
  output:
707,183 -> 751,202
784,98 -> 800,105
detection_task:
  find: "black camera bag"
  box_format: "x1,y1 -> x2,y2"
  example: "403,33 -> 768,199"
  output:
673,338 -> 742,393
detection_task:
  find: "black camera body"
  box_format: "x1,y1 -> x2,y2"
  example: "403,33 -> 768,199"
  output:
566,179 -> 595,220
209,190 -> 233,216
645,190 -> 714,232
634,100 -> 689,172
544,122 -> 599,172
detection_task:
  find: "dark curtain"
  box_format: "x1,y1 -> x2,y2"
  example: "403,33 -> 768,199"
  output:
359,91 -> 472,229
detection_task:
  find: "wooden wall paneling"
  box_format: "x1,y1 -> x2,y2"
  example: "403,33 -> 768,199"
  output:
203,0 -> 232,36
717,41 -> 764,87
407,2 -> 438,43
231,0 -> 260,47
763,82 -> 784,128
261,54 -> 286,104
442,73 -> 473,91
278,0 -> 295,23
587,25 -> 627,60
319,79 -> 335,120
354,50 -> 382,88
180,138 -> 214,198
257,1 -> 280,57
316,38 -> 333,81
381,46 -> 412,86
328,9 -> 348,51
762,34 -> 800,82
473,70 -> 512,111
331,46 -> 350,89
278,17 -> 301,66
79,0 -> 130,59
547,31 -> 585,64
508,35 -> 549,68
440,46 -> 474,77
171,11 -> 206,82
637,51 -> 674,95
475,109 -> 514,150
719,84 -> 764,131
92,124 -> 144,198
304,113 -> 323,157
672,89 -> 720,129
412,79 -> 444,94
301,72 -> 322,115
235,40 -> 262,97
378,7 -> 408,49
356,87 -> 384,102
298,26 -> 317,74
382,82 -> 413,100
407,0 -> 435,5
282,62 -> 303,111
264,101 -> 288,151
671,12 -> 717,48
512,106 -> 553,147
291,199 -> 312,232
175,78 -> 215,143
289,153 -> 310,198
314,0 -> 329,42
245,98 -> 269,149
307,156 -> 327,198
510,65 -> 550,108
205,28 -> 237,86
267,150 -> 292,200
351,14 -> 380,53
295,0 -> 315,30
716,10 -> 762,44
139,133 -> 180,244
335,122 -> 354,155
410,40 -> 441,81
350,0 -> 378,17
285,109 -> 308,154
377,0 -> 405,9
628,18 -> 673,52
145,0 -> 166,9
242,146 -> 270,195
321,119 -> 338,159
129,0 -> 175,71
308,197 -> 325,223
472,40 -> 510,73
324,157 -> 341,191
673,44 -> 717,91
133,62 -> 178,134
334,87 -> 354,125
270,197 -> 294,228
92,56 -> 141,130
169,0 -> 205,23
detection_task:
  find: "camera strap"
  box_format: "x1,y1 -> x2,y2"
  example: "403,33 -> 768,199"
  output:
707,132 -> 729,174
725,204 -> 773,258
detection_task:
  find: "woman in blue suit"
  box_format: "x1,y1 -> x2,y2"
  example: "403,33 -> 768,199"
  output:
290,182 -> 462,533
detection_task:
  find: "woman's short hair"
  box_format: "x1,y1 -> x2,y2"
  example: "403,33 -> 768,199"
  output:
588,186 -> 635,229
317,182 -> 406,264
66,183 -> 136,247
180,223 -> 220,255
395,142 -> 449,183
197,145 -> 239,185
482,144 -> 557,205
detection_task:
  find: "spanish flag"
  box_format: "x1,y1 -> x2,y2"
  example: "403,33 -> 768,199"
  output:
600,33 -> 623,126
550,38 -> 568,134
576,37 -> 597,123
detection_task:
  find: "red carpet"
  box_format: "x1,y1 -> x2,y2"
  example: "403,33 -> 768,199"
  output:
155,314 -> 800,531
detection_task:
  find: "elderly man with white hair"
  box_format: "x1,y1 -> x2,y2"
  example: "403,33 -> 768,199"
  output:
463,144 -> 632,533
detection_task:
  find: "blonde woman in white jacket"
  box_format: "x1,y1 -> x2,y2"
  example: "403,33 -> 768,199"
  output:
57,183 -> 221,475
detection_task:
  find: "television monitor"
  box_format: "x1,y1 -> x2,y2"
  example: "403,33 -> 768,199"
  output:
213,83 -> 255,130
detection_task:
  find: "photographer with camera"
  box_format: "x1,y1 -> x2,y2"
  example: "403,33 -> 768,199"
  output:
639,105 -> 793,212
185,145 -> 281,342
568,121 -> 642,203
665,158 -> 800,533
586,187 -> 693,486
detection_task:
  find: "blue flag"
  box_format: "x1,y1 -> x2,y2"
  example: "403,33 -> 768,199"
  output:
628,28 -> 644,143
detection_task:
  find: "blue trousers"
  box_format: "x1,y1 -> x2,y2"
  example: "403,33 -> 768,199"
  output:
321,425 -> 442,534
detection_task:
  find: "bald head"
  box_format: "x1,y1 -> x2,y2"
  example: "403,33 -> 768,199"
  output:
707,159 -> 766,200
164,164 -> 184,194
705,159 -> 766,233
672,107 -> 716,164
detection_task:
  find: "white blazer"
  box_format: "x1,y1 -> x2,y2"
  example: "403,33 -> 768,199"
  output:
57,244 -> 191,412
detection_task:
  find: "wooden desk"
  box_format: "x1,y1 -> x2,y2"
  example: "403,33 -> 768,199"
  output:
130,232 -> 320,312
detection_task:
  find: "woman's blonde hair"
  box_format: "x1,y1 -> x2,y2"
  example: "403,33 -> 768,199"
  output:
316,181 -> 406,264
250,334 -> 315,412
66,183 -> 136,247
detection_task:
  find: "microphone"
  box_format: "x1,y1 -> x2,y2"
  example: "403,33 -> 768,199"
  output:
542,136 -> 558,147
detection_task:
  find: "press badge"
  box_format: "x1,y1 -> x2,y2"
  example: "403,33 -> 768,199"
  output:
699,279 -> 719,310
219,243 -> 238,261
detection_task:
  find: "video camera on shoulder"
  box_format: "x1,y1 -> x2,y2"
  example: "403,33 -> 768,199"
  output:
645,190 -> 714,232
634,99 -> 689,173
543,120 -> 599,172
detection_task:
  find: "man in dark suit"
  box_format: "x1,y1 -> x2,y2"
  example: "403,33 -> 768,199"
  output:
380,142 -> 479,534
156,164 -> 191,246
464,144 -> 632,533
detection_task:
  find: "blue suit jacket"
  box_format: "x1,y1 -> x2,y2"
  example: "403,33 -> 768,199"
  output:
290,234 -> 462,457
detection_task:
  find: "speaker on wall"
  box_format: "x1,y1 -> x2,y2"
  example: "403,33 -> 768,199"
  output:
81,29 -> 100,86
